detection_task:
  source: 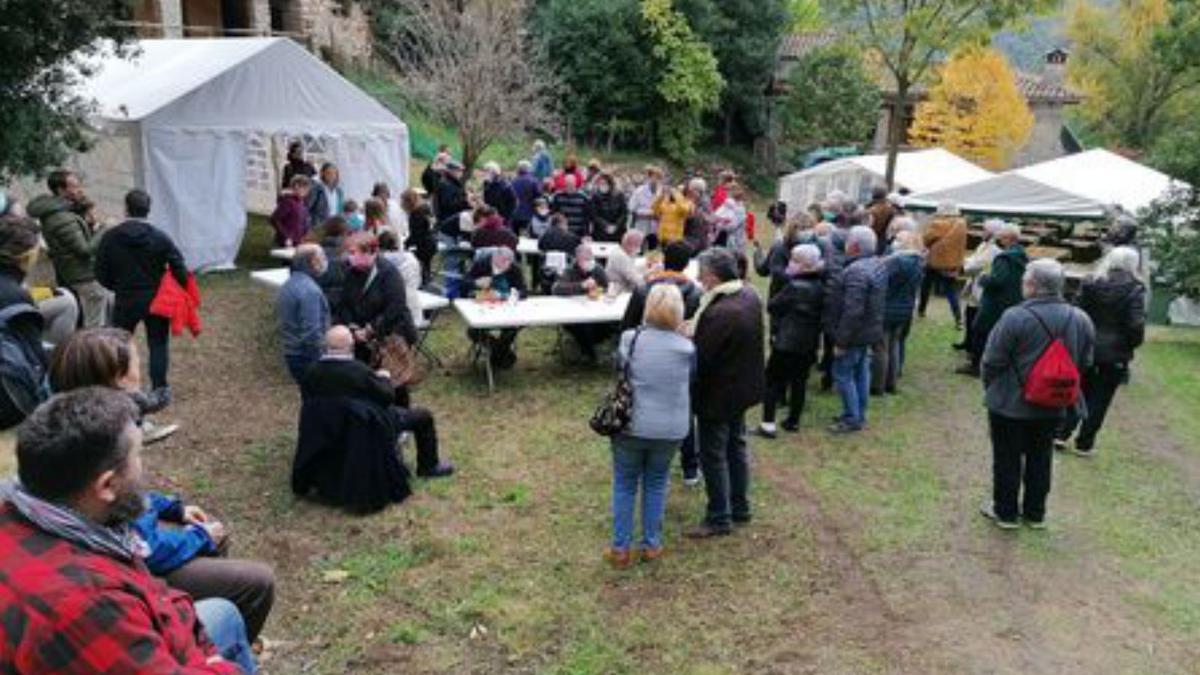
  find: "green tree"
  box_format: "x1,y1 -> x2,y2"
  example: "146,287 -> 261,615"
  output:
788,0 -> 823,31
781,43 -> 880,154
1066,0 -> 1200,151
1142,117 -> 1200,300
641,0 -> 724,161
533,0 -> 658,149
825,0 -> 1054,188
0,0 -> 135,178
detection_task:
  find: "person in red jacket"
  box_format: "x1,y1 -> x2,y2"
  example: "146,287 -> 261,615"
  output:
0,388 -> 254,672
269,175 -> 312,247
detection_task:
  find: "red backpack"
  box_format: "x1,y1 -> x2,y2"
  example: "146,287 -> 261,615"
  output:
1021,307 -> 1081,408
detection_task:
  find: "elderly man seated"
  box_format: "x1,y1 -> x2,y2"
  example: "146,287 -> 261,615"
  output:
277,244 -> 330,384
301,327 -> 453,487
552,244 -> 614,364
466,247 -> 527,370
605,230 -> 646,295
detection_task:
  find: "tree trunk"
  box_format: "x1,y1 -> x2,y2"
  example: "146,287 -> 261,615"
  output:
461,133 -> 477,179
723,110 -> 734,146
885,80 -> 907,190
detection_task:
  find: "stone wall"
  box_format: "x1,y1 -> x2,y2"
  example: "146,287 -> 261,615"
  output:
298,0 -> 374,68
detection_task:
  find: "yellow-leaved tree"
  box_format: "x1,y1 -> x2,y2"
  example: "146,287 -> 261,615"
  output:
909,47 -> 1034,170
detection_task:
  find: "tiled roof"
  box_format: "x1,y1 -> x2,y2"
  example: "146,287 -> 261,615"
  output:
778,31 -> 839,60
1016,73 -> 1082,104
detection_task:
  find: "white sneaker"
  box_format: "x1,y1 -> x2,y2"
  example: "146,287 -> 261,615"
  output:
142,419 -> 180,445
683,472 -> 702,488
979,502 -> 1019,530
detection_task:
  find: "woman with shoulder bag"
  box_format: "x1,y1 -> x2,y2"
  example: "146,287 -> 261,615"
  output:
605,284 -> 695,569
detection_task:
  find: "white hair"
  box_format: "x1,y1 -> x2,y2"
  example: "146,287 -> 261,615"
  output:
533,140 -> 546,151
491,246 -> 515,263
846,225 -> 878,255
1095,245 -> 1141,281
892,230 -> 922,252
687,178 -> 708,195
824,190 -> 847,211
982,218 -> 1007,236
517,160 -> 532,173
484,161 -> 501,175
790,244 -> 824,270
937,201 -> 960,217
1024,258 -> 1065,297
889,216 -> 917,234
998,222 -> 1022,241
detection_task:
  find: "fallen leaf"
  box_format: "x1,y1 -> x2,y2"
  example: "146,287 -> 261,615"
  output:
322,569 -> 351,584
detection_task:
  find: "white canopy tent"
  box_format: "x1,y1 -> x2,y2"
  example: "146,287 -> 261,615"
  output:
907,173 -> 1108,219
777,148 -> 994,212
1013,149 -> 1177,214
72,38 -> 409,270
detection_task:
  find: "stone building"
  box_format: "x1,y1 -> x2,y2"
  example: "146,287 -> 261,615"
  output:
130,0 -> 373,67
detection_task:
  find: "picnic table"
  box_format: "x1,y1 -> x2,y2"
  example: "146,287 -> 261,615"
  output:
453,293 -> 630,392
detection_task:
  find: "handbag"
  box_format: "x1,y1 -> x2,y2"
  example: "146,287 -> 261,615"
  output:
369,334 -> 425,388
589,329 -> 642,437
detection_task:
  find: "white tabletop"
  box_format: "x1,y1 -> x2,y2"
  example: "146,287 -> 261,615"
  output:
453,293 -> 630,330
249,268 -> 451,312
518,238 -> 620,259
270,247 -> 296,261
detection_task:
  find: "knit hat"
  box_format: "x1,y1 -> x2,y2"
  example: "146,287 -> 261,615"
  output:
0,215 -> 41,267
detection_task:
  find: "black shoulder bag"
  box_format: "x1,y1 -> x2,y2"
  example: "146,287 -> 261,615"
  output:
589,329 -> 643,437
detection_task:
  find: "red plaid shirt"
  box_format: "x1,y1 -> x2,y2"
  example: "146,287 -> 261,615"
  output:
0,503 -> 240,674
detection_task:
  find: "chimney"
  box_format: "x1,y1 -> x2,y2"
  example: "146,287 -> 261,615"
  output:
1044,48 -> 1069,87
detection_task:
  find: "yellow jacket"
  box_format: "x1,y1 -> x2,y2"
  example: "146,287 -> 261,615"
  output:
652,191 -> 693,243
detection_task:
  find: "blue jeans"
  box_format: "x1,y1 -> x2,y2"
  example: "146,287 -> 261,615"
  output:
611,435 -> 677,551
833,346 -> 871,428
195,598 -> 257,673
697,416 -> 750,529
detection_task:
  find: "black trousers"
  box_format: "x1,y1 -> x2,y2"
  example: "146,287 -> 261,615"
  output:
762,350 -> 815,425
988,412 -> 1058,523
393,406 -> 441,473
1057,362 -> 1126,451
113,302 -> 171,390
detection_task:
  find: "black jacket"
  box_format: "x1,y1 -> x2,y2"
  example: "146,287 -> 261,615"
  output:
826,254 -> 887,348
538,228 -> 582,258
589,192 -> 628,242
335,257 -> 418,345
693,287 -> 765,421
405,205 -> 437,262
302,357 -> 394,406
1078,270 -> 1146,364
0,265 -> 47,430
292,393 -> 411,513
467,257 -> 528,298
552,264 -> 608,296
621,272 -> 701,331
483,179 -> 517,222
434,175 -> 470,228
94,219 -> 187,310
754,240 -> 794,298
421,163 -> 442,202
768,271 -> 825,355
551,191 -> 591,238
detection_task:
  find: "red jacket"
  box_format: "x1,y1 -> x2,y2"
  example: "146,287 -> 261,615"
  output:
0,504 -> 239,674
551,168 -> 586,193
150,271 -> 203,337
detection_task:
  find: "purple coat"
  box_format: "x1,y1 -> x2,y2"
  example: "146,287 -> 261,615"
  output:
271,192 -> 310,246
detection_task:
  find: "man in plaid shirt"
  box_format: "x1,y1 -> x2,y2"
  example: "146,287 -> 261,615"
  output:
0,388 -> 253,673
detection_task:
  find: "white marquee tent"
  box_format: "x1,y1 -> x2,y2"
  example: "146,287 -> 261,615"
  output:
71,38 -> 409,270
908,149 -> 1183,219
777,148 -> 994,212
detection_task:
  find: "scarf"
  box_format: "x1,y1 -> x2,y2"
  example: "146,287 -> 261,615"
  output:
685,279 -> 744,336
0,480 -> 147,562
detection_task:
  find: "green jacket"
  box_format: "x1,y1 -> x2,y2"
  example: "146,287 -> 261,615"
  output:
27,195 -> 97,285
975,244 -> 1029,337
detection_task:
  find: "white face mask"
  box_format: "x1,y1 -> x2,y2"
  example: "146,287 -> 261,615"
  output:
536,208 -> 549,217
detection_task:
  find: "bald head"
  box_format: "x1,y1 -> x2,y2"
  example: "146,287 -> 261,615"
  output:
325,326 -> 354,355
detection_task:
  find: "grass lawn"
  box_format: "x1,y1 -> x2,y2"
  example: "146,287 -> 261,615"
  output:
144,217 -> 1200,674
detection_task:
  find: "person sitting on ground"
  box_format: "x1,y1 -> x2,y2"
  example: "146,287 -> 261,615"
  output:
303,326 -> 453,478
277,244 -> 330,384
981,259 -> 1094,530
966,223 -> 1027,376
605,230 -> 646,295
48,329 -> 275,642
401,189 -> 437,286
0,388 -> 256,672
551,174 -> 591,238
919,201 -> 968,329
271,175 -> 312,248
94,189 -> 188,411
825,226 -> 887,434
873,230 -> 924,395
466,247 -> 526,370
552,244 -> 613,364
758,244 -> 826,438
605,284 -> 695,569
379,231 -> 424,335
0,215 -> 52,431
482,162 -> 517,226
1054,246 -> 1145,457
470,206 -> 519,252
589,173 -> 628,242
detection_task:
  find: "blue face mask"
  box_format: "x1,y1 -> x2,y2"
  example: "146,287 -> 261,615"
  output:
348,213 -> 365,231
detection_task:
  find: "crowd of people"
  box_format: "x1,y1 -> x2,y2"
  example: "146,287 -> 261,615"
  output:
0,137 -> 1151,670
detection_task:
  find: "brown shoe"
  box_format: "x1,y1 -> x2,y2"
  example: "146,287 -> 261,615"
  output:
640,547 -> 665,563
602,548 -> 634,569
684,523 -> 732,539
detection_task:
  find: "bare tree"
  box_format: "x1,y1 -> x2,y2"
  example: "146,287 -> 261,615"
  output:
373,0 -> 560,176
